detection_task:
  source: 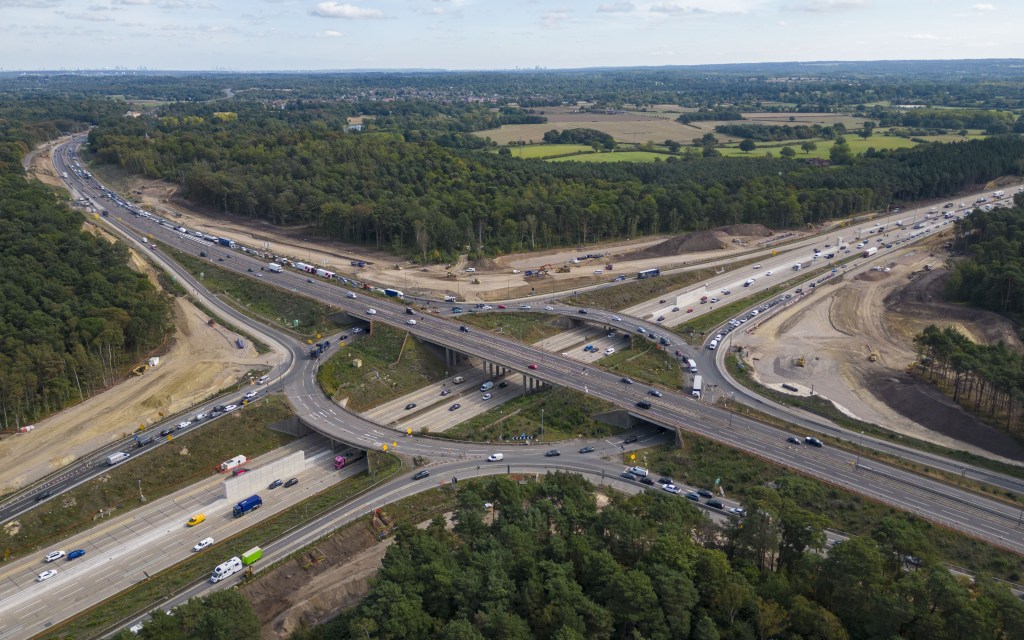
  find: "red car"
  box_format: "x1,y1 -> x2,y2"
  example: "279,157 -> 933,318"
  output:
498,304 -> 507,309
528,363 -> 538,370
687,308 -> 694,313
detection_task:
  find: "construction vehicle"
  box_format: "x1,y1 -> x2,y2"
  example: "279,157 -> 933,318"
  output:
867,345 -> 879,362
556,265 -> 571,273
794,357 -> 806,367
372,508 -> 395,539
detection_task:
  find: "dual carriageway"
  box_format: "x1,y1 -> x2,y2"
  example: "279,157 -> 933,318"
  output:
2,136 -> 1021,637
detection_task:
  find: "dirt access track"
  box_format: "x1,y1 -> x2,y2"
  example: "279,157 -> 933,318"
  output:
0,143 -> 282,494
739,235 -> 1024,464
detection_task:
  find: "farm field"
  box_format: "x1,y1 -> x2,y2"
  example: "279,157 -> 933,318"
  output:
714,129 -> 988,159
508,144 -> 593,159
550,150 -> 669,163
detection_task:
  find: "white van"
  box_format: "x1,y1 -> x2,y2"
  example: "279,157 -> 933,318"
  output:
709,339 -> 719,350
629,466 -> 649,477
480,381 -> 494,392
452,376 -> 465,384
257,375 -> 269,385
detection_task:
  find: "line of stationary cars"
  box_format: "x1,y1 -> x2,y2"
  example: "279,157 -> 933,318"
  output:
618,466 -> 747,516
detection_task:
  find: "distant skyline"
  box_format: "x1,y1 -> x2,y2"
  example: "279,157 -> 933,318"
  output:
1,0 -> 1021,72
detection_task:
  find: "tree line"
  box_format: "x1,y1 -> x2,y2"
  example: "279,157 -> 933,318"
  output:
0,113 -> 174,430
714,123 -> 826,141
86,98 -> 1024,261
288,473 -> 1024,640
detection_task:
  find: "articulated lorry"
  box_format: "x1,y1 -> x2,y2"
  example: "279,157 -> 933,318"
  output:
863,246 -> 878,258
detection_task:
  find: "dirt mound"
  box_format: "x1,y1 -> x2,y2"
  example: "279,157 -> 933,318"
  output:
244,524 -> 384,640
630,224 -> 772,259
854,270 -> 889,282
867,373 -> 1024,461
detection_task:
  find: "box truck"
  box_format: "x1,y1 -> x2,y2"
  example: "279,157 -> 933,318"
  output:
692,375 -> 703,398
233,495 -> 263,518
241,547 -> 262,565
220,455 -> 247,471
863,246 -> 878,258
107,452 -> 130,466
267,263 -> 282,273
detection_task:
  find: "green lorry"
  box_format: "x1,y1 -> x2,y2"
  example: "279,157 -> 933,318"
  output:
241,546 -> 262,565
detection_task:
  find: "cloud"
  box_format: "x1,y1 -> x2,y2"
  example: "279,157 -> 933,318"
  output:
909,33 -> 939,40
785,0 -> 870,11
649,3 -> 707,14
312,2 -> 383,18
115,0 -> 153,5
316,29 -> 343,37
971,3 -> 994,10
63,11 -> 116,20
0,0 -> 60,6
540,7 -> 569,27
597,1 -> 634,12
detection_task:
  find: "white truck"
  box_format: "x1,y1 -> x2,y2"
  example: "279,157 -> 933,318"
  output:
863,246 -> 878,258
792,263 -> 802,271
209,557 -> 243,583
692,375 -> 703,398
220,455 -> 247,471
443,295 -> 457,303
993,190 -> 1005,198
267,263 -> 283,273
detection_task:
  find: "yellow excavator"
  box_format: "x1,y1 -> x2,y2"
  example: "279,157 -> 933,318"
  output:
867,345 -> 879,362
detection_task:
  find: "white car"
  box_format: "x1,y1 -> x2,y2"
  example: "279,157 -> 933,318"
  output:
482,305 -> 492,310
351,327 -> 363,334
662,484 -> 681,494
45,550 -> 65,563
611,315 -> 621,321
366,308 -> 377,315
407,319 -> 417,325
765,270 -> 773,276
223,404 -> 238,412
346,291 -> 357,299
487,453 -> 504,462
544,306 -> 554,311
465,267 -> 476,272
752,264 -> 761,269
519,304 -> 531,309
37,569 -> 57,582
243,391 -> 258,400
193,537 -> 214,552
176,421 -> 191,430
604,347 -> 615,355
482,393 -> 492,400
193,413 -> 207,421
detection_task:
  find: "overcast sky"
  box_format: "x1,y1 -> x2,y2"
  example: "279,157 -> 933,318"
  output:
1,0 -> 1019,71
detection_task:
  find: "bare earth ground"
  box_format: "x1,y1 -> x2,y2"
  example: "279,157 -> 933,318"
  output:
2,154 -> 282,494
738,238 -> 1024,463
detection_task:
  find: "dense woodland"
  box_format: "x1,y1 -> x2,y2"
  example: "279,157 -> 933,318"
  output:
286,473 -> 1024,640
88,96 -> 1024,261
0,108 -> 173,430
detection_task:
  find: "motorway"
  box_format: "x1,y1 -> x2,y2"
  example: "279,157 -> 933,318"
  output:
5,136 -> 1016,636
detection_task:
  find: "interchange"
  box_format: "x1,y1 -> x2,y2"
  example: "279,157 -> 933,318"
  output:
3,135 -> 1018,636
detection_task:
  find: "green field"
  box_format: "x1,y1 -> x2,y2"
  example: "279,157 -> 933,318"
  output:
550,150 -> 669,163
457,312 -> 565,343
715,129 -> 988,160
507,144 -> 593,159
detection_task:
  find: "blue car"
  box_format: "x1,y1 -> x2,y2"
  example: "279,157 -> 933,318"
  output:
67,549 -> 86,561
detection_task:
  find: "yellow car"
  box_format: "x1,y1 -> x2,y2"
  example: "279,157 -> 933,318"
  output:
187,513 -> 206,527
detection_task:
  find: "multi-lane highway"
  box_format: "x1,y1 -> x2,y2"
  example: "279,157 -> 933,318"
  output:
11,135 -> 1017,637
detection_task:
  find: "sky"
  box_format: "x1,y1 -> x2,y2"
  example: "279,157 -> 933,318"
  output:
1,0 -> 1020,71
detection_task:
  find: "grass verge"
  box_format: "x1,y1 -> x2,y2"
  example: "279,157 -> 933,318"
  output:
317,323 -> 448,412
3,397 -> 295,564
598,342 -> 685,389
166,246 -> 342,338
636,437 -> 1024,582
40,451 -> 402,640
435,388 -> 619,442
457,312 -> 566,343
563,260 -> 760,312
724,352 -> 1024,489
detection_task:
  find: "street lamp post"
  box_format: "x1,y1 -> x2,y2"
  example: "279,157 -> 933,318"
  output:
856,431 -> 864,467
540,408 -> 544,441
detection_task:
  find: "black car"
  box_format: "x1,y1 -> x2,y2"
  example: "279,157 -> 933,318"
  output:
459,326 -> 469,333
404,403 -> 417,410
247,267 -> 253,272
621,377 -> 633,384
624,435 -> 639,444
284,478 -> 299,487
159,428 -> 174,437
620,471 -> 638,481
413,470 -> 430,480
658,477 -> 674,485
498,382 -> 508,388
804,436 -> 824,447
545,449 -> 561,457
199,251 -> 207,257
706,499 -> 725,510
307,278 -> 313,283
697,489 -> 713,499
578,446 -> 595,454
340,334 -> 349,341
34,490 -> 52,502
449,403 -> 461,411
786,436 -> 802,445
639,477 -> 655,486
578,309 -> 588,315
635,401 -> 652,410
685,491 -> 701,501
268,479 -> 283,490
648,389 -> 663,397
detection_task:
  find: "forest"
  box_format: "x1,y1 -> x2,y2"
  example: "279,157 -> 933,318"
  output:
86,95 -> 1024,260
284,473 -> 1024,640
0,102 -> 174,430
